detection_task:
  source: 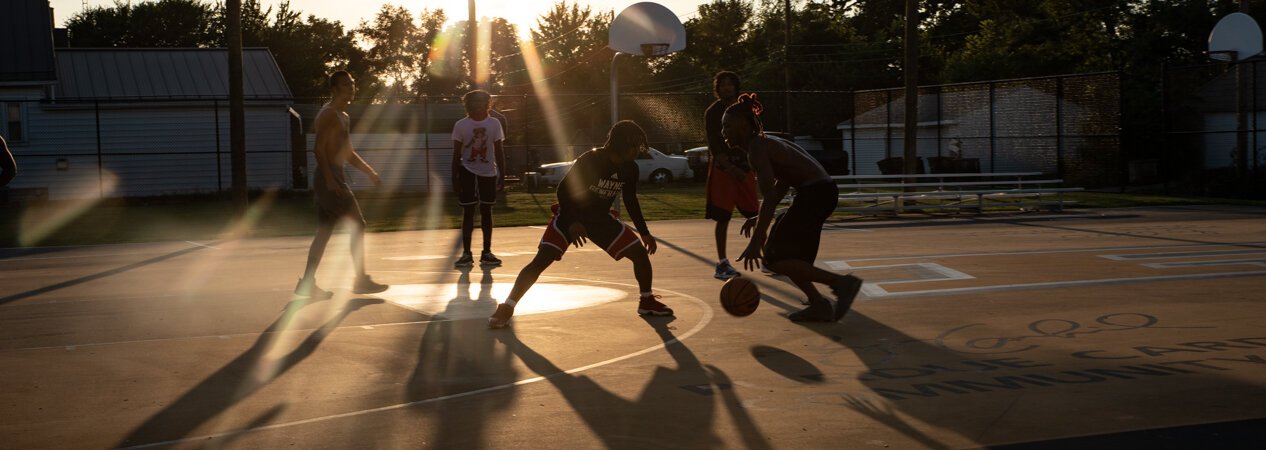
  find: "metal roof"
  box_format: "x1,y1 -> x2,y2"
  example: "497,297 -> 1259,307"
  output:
54,48 -> 293,100
0,0 -> 57,84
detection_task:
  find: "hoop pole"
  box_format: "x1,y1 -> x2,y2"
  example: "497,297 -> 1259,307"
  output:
610,52 -> 623,126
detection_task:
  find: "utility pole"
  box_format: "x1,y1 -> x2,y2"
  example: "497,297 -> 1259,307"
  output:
227,0 -> 247,216
1236,0 -> 1250,181
784,0 -> 792,132
469,0 -> 479,90
902,0 -> 919,178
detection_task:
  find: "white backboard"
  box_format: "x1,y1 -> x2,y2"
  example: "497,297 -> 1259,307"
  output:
1210,12 -> 1263,61
609,2 -> 686,56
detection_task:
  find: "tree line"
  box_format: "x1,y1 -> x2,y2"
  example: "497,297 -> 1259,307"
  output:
65,1 -> 1252,154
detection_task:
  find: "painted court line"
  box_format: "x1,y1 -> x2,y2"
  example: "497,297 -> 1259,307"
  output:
839,241 -> 1266,263
1141,258 -> 1266,269
120,281 -> 713,449
825,261 -> 975,298
1099,249 -> 1266,261
867,270 -> 1266,299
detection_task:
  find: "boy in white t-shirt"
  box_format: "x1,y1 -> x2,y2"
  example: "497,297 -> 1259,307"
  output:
451,90 -> 506,268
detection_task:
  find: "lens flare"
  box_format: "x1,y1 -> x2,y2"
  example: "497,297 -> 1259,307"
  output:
18,170 -> 118,246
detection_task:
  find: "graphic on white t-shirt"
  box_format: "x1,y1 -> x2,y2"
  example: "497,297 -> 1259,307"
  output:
452,117 -> 504,177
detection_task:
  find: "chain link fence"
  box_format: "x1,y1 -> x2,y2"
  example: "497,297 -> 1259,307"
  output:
3,72 -> 1121,200
1165,60 -> 1266,195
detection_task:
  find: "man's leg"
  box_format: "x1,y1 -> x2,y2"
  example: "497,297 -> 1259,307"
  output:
461,205 -> 476,255
489,247 -> 560,328
714,217 -> 729,261
478,201 -> 503,266
302,223 -> 335,281
297,222 -> 336,298
347,209 -> 387,293
480,203 -> 494,252
624,245 -> 673,316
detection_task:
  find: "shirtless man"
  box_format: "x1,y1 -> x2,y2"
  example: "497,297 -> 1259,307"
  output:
724,94 -> 863,322
295,70 -> 388,298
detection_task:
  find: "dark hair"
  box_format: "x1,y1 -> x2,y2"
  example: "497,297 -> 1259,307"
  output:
604,120 -> 646,153
328,70 -> 353,91
463,90 -> 491,113
723,93 -> 764,135
713,71 -> 740,99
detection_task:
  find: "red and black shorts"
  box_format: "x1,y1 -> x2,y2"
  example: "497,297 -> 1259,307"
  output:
705,162 -> 759,221
540,204 -> 642,261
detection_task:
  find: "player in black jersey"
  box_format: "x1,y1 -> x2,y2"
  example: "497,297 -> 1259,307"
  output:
489,121 -> 672,328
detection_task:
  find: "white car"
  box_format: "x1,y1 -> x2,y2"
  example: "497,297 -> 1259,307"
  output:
535,147 -> 693,187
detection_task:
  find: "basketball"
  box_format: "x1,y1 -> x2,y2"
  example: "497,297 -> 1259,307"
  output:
720,277 -> 760,317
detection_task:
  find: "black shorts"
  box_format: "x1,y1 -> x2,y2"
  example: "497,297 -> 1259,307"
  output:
457,165 -> 497,206
314,179 -> 363,225
764,181 -> 839,265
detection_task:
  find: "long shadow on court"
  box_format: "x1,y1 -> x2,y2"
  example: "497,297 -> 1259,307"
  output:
405,266 -> 516,448
495,316 -> 771,449
116,296 -> 381,448
0,243 -> 210,306
752,281 -> 1266,448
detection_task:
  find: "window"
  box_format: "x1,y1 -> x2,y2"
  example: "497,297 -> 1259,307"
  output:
4,102 -> 24,143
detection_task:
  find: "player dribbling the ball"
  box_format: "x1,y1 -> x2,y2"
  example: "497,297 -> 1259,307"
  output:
724,94 -> 863,322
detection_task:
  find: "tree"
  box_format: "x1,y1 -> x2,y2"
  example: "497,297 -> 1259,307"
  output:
67,0 -> 217,48
355,5 -> 427,101
529,1 -> 614,94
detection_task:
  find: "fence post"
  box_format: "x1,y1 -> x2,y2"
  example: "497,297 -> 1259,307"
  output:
424,96 -> 431,192
989,82 -> 996,173
1056,77 -> 1064,180
214,99 -> 223,193
95,100 -> 103,198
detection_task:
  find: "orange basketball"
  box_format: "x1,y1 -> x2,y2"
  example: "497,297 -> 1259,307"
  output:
720,277 -> 760,317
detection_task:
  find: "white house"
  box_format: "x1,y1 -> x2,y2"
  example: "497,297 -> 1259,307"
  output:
1,1 -> 297,200
837,84 -> 1083,176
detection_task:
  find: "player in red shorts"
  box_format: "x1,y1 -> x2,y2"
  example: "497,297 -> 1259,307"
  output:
488,121 -> 672,328
704,71 -> 760,280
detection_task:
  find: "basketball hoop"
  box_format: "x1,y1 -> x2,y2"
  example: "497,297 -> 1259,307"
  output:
640,43 -> 670,58
608,2 -> 687,125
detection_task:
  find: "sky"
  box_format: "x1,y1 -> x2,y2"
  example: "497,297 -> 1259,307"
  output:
49,1 -> 709,38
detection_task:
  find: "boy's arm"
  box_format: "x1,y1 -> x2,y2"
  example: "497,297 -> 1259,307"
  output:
621,163 -> 656,254
748,142 -> 784,242
0,136 -> 15,187
621,163 -> 650,236
452,139 -> 464,191
347,149 -> 381,186
495,139 -> 506,189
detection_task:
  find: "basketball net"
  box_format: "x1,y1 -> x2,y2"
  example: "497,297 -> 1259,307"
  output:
640,43 -> 670,58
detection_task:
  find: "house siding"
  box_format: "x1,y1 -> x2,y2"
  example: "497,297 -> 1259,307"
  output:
9,103 -> 291,199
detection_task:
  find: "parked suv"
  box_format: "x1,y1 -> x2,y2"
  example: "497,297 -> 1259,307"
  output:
684,133 -> 849,177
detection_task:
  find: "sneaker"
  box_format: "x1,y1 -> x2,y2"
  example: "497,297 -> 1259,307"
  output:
830,274 -> 864,322
714,260 -> 740,280
788,297 -> 834,322
480,251 -> 503,266
353,275 -> 389,294
488,303 -> 515,329
454,252 -> 474,268
637,294 -> 674,316
294,278 -> 333,300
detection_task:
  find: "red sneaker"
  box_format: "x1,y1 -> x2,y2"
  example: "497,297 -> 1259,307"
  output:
637,294 -> 674,316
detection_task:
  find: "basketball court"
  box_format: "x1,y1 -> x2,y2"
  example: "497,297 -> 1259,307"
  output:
2,204 -> 1265,449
